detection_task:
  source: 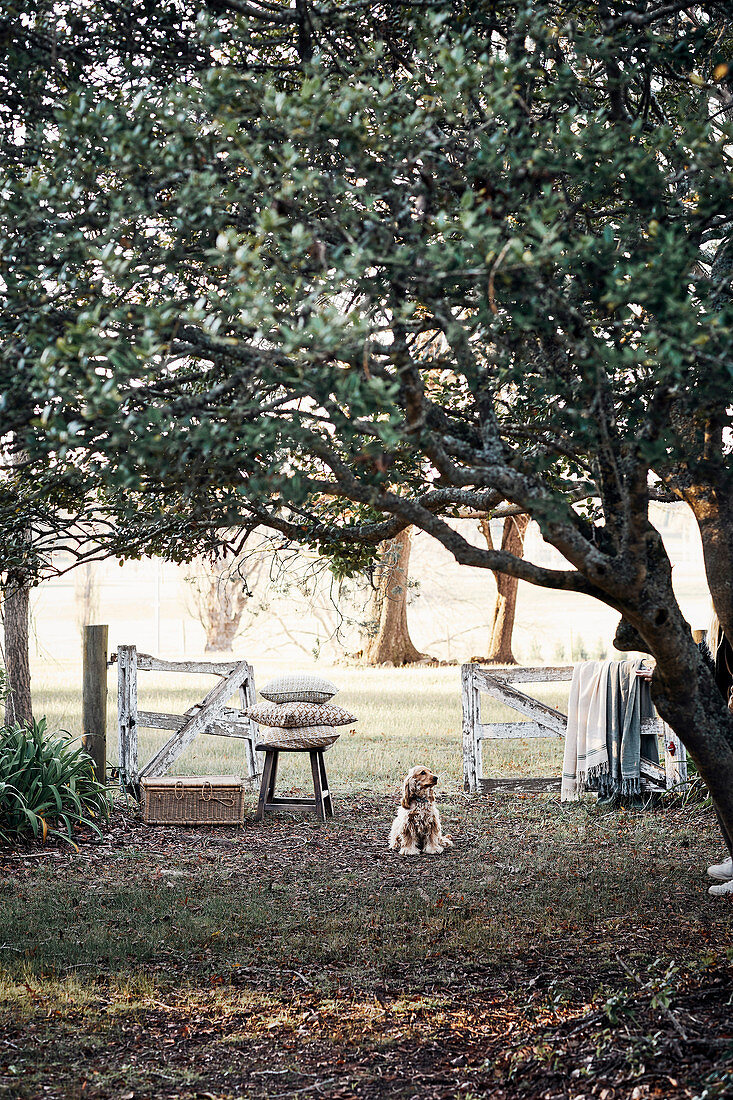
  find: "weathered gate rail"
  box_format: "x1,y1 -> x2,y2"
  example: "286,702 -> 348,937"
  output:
461,664 -> 687,795
116,646 -> 259,791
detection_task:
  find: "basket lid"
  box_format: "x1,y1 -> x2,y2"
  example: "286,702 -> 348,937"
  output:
140,775 -> 243,788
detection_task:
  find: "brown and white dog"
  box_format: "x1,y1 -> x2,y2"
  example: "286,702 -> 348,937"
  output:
388,766 -> 453,856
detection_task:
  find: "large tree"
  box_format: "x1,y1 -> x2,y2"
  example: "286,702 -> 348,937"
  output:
185,545 -> 265,652
2,3 -> 733,825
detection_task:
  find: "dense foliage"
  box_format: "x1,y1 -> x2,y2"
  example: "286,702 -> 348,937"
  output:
1,4 -> 730,571
1,3 -> 732,822
0,718 -> 111,845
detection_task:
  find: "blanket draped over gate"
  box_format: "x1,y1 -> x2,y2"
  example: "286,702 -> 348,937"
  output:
561,658 -> 658,801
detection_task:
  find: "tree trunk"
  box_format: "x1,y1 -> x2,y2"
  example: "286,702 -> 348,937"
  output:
204,609 -> 243,652
479,514 -> 530,664
364,527 -> 425,666
186,549 -> 251,653
611,526 -> 733,849
683,479 -> 733,646
2,574 -> 32,727
636,613 -> 733,853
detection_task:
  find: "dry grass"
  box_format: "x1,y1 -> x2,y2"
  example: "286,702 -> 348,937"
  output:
31,660 -> 570,792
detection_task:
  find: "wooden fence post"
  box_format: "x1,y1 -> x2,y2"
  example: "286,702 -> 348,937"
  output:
82,624 -> 109,783
117,645 -> 138,790
663,722 -> 688,789
461,664 -> 480,794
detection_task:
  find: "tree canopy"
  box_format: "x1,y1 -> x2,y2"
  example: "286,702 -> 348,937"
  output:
1,2 -> 732,815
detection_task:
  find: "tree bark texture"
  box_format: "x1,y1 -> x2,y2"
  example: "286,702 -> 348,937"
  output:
2,575 -> 32,727
205,611 -> 242,652
364,527 -> 424,666
611,526 -> 733,844
479,514 -> 530,664
683,480 -> 733,646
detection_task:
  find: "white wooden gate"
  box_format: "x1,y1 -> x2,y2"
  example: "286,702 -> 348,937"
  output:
461,663 -> 687,795
116,646 -> 259,791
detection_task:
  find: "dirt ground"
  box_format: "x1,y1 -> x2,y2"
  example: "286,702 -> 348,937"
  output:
1,794 -> 732,1099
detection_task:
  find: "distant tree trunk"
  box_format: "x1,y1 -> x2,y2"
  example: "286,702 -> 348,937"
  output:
479,514 -> 530,665
186,548 -> 252,652
3,573 -> 32,727
364,527 -> 425,666
204,603 -> 243,652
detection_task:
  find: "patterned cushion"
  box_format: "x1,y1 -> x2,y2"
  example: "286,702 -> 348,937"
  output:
259,673 -> 338,704
246,701 -> 356,728
255,725 -> 341,751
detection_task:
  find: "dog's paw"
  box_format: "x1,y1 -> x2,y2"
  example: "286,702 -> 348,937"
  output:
442,835 -> 454,848
400,845 -> 421,856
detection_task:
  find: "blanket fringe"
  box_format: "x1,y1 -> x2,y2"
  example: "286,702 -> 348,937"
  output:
586,771 -> 642,799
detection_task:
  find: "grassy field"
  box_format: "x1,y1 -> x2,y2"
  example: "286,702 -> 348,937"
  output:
32,660 -> 570,792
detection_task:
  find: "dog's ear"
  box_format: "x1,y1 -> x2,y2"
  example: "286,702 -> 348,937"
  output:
400,774 -> 416,808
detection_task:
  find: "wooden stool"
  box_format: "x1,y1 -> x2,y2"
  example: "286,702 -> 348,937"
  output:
254,746 -> 334,823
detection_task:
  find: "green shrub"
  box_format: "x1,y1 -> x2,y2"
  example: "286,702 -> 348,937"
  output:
0,718 -> 111,846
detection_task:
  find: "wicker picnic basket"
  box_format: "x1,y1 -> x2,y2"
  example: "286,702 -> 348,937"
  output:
141,776 -> 245,826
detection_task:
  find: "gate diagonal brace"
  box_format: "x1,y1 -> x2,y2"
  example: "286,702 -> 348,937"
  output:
139,662 -> 253,780
479,671 -> 567,737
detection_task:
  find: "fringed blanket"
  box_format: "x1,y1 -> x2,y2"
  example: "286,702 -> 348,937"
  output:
587,658 -> 658,799
561,659 -> 658,802
561,660 -> 612,801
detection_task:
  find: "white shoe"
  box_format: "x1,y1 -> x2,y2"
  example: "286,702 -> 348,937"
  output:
708,878 -> 733,897
707,855 -> 733,881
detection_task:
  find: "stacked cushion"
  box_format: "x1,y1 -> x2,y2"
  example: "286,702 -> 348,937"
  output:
255,725 -> 341,751
247,674 -> 355,751
259,673 -> 338,704
246,701 -> 356,728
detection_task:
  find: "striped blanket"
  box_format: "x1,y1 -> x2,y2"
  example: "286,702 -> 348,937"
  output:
561,658 -> 657,802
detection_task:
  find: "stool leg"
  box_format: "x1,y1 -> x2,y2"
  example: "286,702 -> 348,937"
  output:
267,750 -> 279,802
318,751 -> 334,817
310,750 -> 327,823
255,751 -> 275,822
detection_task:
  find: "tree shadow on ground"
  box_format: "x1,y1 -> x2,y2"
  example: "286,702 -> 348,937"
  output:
0,796 -> 731,1099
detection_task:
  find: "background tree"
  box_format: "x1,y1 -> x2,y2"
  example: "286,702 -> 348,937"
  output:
363,527 -> 426,666
185,546 -> 263,653
2,3 -> 733,831
477,514 -> 531,666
